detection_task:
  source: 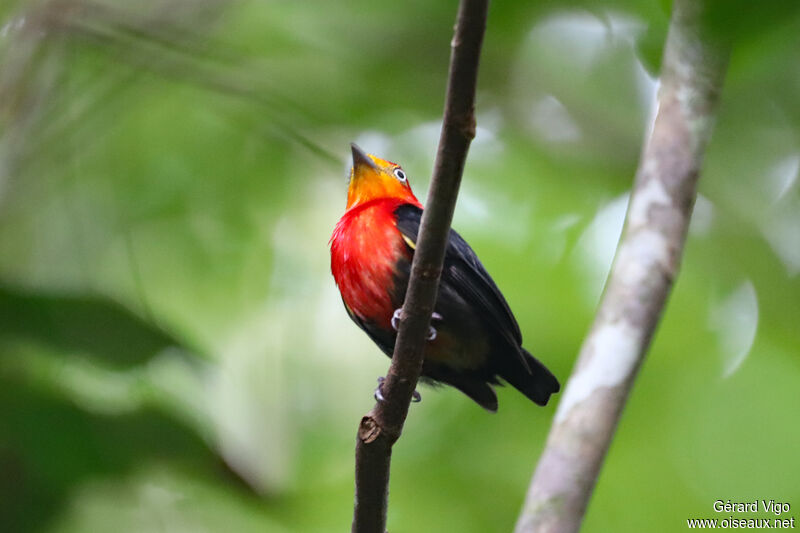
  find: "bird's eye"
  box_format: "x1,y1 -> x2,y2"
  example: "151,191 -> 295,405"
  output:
393,168 -> 407,182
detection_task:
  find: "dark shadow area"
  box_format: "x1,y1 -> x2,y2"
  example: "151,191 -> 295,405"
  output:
0,284 -> 191,368
0,377 -> 250,533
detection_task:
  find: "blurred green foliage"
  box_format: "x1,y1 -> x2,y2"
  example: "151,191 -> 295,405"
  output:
1,0 -> 799,531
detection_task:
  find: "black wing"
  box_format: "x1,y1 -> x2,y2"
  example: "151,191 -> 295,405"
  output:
393,204 -> 529,371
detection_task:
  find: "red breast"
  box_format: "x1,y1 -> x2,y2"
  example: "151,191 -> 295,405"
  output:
330,198 -> 410,329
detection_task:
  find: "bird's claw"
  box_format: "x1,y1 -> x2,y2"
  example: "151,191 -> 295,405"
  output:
374,376 -> 422,404
391,308 -> 402,331
391,308 -> 443,342
374,376 -> 386,402
426,311 -> 442,341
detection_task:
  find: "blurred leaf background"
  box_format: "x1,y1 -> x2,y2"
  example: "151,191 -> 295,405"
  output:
1,0 -> 799,531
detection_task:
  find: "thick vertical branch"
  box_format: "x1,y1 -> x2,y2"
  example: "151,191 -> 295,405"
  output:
514,2 -> 729,533
351,1 -> 488,532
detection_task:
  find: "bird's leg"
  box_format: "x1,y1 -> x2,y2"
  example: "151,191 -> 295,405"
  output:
391,308 -> 443,341
374,377 -> 422,403
382,307 -> 443,404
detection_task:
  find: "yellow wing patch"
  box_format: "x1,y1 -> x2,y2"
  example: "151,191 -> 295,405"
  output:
401,234 -> 416,250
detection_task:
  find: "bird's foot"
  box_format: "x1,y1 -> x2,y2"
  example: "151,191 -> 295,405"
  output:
374,376 -> 422,403
390,308 -> 442,341
374,376 -> 386,402
426,312 -> 442,341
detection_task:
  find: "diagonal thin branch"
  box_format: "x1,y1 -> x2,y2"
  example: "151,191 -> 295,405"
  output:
351,1 -> 488,532
514,1 -> 729,532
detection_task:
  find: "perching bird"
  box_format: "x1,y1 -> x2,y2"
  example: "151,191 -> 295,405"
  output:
329,144 -> 559,412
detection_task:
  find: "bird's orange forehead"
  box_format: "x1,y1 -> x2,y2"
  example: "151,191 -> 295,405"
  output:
366,154 -> 396,168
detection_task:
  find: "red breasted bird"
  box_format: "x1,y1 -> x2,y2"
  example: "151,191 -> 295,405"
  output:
329,144 -> 559,412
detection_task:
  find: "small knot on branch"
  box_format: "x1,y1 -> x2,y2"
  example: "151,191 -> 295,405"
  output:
462,112 -> 476,140
416,265 -> 443,280
358,415 -> 382,444
450,111 -> 476,140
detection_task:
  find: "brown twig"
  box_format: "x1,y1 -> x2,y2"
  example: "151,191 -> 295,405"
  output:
514,1 -> 729,532
351,1 -> 488,532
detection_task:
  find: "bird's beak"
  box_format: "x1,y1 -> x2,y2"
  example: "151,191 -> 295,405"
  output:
351,143 -> 380,174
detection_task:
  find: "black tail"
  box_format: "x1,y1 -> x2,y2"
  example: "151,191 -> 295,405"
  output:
499,348 -> 560,406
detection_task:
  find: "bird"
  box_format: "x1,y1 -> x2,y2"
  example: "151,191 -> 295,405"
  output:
329,144 -> 559,412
